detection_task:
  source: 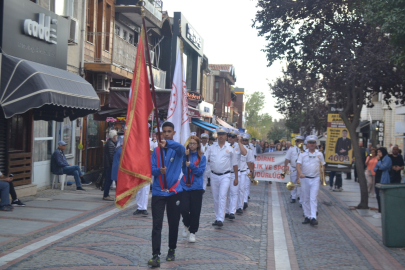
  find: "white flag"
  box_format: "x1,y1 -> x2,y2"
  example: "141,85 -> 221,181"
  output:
167,46 -> 190,144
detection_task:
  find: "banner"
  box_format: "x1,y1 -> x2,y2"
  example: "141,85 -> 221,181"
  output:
325,113 -> 352,172
254,152 -> 291,183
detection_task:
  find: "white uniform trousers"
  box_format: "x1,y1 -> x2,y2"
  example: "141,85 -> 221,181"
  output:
244,171 -> 251,203
290,170 -> 301,200
203,167 -> 210,190
226,172 -> 240,214
300,177 -> 320,219
136,184 -> 150,210
210,173 -> 231,222
237,171 -> 247,210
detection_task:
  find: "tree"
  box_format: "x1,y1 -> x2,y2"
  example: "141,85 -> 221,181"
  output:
267,126 -> 287,142
245,91 -> 266,128
253,0 -> 405,209
360,0 -> 405,68
247,126 -> 260,139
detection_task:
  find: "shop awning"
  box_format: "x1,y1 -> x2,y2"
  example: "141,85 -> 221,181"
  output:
192,118 -> 218,129
0,54 -> 100,121
191,119 -> 215,132
216,118 -> 234,129
109,87 -> 171,110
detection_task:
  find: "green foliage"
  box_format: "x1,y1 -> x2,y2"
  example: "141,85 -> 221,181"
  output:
267,126 -> 287,142
246,126 -> 260,139
245,92 -> 266,128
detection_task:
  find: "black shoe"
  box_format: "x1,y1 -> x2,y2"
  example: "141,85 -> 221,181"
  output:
142,210 -> 149,216
207,179 -> 211,187
300,204 -> 302,208
81,180 -> 92,185
76,187 -> 86,191
212,220 -> 219,226
243,202 -> 248,210
225,213 -> 230,219
310,218 -> 318,226
133,209 -> 142,215
11,199 -> 25,207
236,208 -> 243,214
229,213 -> 235,220
248,196 -> 250,200
302,217 -> 310,224
217,221 -> 223,227
297,197 -> 300,200
166,249 -> 175,261
291,199 -> 296,203
148,254 -> 160,267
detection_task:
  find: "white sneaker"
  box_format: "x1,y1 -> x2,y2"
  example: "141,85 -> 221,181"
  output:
182,227 -> 189,238
338,187 -> 343,192
329,186 -> 333,191
111,181 -> 116,190
373,213 -> 381,218
189,233 -> 196,243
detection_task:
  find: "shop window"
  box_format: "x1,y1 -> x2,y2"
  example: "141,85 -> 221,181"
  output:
87,114 -> 100,148
33,121 -> 54,162
9,115 -> 26,152
59,118 -> 73,155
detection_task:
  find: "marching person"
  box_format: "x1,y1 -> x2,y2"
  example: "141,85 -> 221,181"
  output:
241,133 -> 255,212
148,122 -> 185,267
284,135 -> 304,203
200,133 -> 211,190
297,135 -> 325,226
205,127 -> 238,227
180,135 -> 207,243
225,129 -> 247,220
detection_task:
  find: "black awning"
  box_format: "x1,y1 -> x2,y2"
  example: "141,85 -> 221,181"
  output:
0,54 -> 100,121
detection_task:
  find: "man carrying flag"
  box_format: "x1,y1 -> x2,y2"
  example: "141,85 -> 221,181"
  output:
115,27 -> 153,208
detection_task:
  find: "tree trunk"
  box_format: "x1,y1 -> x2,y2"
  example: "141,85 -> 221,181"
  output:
348,128 -> 369,209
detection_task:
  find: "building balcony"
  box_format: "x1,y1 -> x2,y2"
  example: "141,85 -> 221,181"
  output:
84,32 -> 166,88
115,0 -> 163,29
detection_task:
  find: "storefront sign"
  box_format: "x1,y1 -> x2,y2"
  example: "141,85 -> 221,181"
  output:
254,152 -> 290,183
188,107 -> 200,118
1,0 -> 69,69
187,91 -> 202,101
186,23 -> 202,49
325,114 -> 353,170
198,101 -> 213,118
23,13 -> 57,44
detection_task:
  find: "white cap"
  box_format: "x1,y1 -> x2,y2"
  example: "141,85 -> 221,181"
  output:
109,130 -> 117,139
216,126 -> 228,134
242,133 -> 251,140
201,133 -> 209,138
305,135 -> 318,143
295,135 -> 304,140
228,128 -> 239,136
191,132 -> 197,136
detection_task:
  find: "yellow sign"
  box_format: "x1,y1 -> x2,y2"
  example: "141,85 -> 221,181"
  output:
325,114 -> 352,164
290,133 -> 300,145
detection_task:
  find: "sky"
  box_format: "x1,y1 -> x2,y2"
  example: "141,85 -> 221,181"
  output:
163,0 -> 284,120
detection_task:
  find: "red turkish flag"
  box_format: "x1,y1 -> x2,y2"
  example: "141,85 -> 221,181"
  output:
115,28 -> 153,208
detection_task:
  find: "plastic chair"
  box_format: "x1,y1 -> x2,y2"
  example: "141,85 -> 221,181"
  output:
52,174 -> 67,190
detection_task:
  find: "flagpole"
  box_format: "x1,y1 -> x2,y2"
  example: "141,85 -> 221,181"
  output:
142,17 -> 168,190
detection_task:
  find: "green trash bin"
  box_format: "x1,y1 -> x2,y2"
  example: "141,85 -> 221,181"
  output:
376,183 -> 405,247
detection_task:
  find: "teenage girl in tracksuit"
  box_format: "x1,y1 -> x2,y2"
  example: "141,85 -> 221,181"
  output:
180,135 -> 207,243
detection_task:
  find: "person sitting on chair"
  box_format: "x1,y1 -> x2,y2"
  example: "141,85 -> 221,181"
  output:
51,141 -> 90,191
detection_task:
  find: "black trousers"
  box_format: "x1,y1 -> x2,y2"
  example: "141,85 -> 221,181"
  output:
8,181 -> 17,201
375,187 -> 381,213
151,193 -> 181,255
181,189 -> 204,234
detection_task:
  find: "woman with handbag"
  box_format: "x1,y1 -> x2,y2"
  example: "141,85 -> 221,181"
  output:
373,147 -> 392,218
365,147 -> 378,198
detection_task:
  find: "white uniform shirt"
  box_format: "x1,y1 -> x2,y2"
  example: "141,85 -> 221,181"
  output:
200,143 -> 210,154
230,143 -> 242,166
285,145 -> 301,168
149,138 -> 157,151
297,149 -> 326,177
206,142 -> 238,173
240,146 -> 255,171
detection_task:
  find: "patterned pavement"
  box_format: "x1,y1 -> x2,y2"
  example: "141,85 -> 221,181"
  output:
1,181 -> 405,269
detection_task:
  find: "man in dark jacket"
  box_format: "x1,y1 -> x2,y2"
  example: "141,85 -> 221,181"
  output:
389,146 -> 404,184
102,130 -> 118,201
335,130 -> 352,157
51,141 -> 86,191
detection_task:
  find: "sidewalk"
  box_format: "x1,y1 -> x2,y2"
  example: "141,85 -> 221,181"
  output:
0,177 -> 405,269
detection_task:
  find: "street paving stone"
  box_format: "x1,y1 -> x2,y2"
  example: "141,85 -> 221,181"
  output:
2,181 -> 405,269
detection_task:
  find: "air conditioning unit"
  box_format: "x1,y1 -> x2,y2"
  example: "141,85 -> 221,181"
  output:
68,18 -> 79,45
96,74 -> 110,92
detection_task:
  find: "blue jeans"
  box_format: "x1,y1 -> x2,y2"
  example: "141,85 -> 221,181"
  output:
329,171 -> 336,187
62,165 -> 83,187
0,180 -> 10,206
329,171 -> 342,188
103,167 -> 112,198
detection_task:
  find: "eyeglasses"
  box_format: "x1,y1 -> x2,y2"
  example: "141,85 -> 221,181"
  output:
188,143 -> 198,145
228,135 -> 237,138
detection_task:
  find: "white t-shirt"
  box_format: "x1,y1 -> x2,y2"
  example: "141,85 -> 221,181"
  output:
285,145 -> 301,168
206,142 -> 238,173
297,149 -> 326,177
